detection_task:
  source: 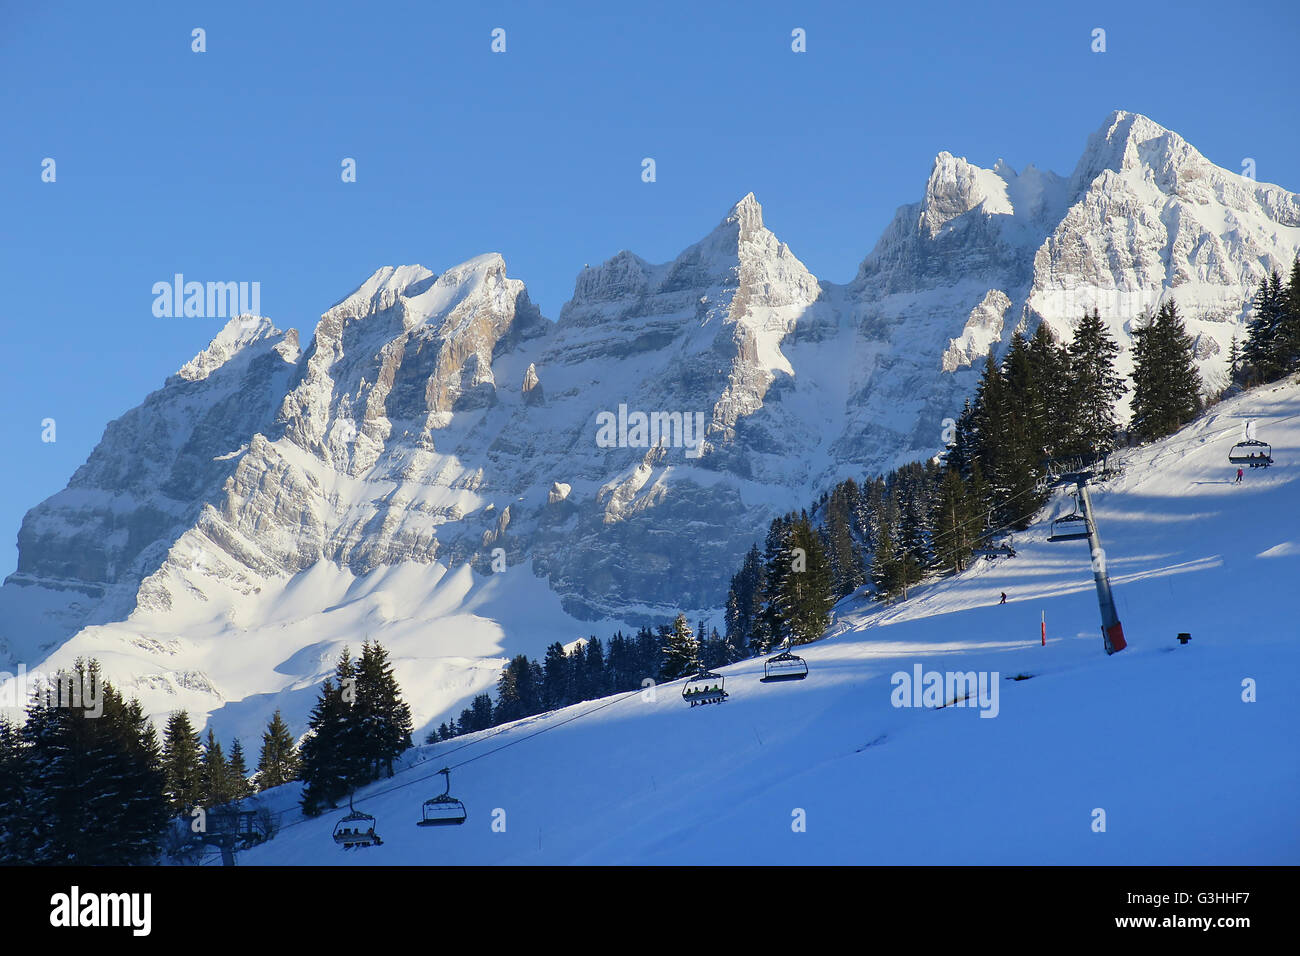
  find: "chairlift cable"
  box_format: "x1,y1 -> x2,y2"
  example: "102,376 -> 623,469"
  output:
270,683 -> 654,840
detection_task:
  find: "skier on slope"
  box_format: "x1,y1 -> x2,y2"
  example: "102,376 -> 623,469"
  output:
1235,467 -> 1244,484
999,592 -> 1007,605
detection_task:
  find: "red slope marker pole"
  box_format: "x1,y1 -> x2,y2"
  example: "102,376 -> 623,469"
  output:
1041,611 -> 1046,647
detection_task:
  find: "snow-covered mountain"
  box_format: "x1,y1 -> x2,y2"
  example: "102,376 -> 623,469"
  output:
2,110 -> 1297,746
854,110 -> 1300,432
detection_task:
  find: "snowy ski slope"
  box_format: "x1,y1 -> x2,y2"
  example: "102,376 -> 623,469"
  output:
240,379 -> 1300,865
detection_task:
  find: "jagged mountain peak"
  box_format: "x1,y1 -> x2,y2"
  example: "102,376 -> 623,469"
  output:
326,255 -> 517,331
726,191 -> 764,232
175,315 -> 293,383
564,250 -> 653,311
1069,109 -> 1201,192
398,252 -> 518,331
561,195 -> 810,326
920,151 -> 1014,237
278,249 -> 541,463
327,263 -> 436,322
917,153 -> 1071,241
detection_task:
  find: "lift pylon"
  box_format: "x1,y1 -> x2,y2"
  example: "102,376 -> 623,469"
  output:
1046,473 -> 1127,656
1075,480 -> 1126,655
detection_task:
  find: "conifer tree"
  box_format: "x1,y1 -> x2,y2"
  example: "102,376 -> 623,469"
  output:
469,694 -> 494,731
931,468 -> 975,573
495,654 -> 545,722
995,331 -> 1050,526
201,728 -> 232,807
23,660 -> 167,864
780,515 -> 834,645
1245,270 -> 1289,382
115,698 -> 169,862
356,640 -> 414,778
659,613 -> 700,680
895,467 -> 934,576
456,705 -> 474,734
1286,258 -> 1300,369
608,631 -> 631,688
757,515 -> 794,653
227,738 -> 253,800
255,709 -> 300,791
948,399 -> 977,479
1162,302 -> 1205,425
0,716 -> 32,864
541,642 -> 572,710
635,625 -> 661,680
870,494 -> 903,600
970,351 -> 1009,499
967,459 -> 994,536
162,710 -> 203,813
1130,302 -> 1202,441
1066,309 -> 1127,456
298,678 -> 344,815
823,479 -> 867,598
494,657 -> 521,723
724,544 -> 765,656
565,643 -> 587,704
299,648 -> 367,816
699,627 -> 727,669
1026,322 -> 1073,455
580,638 -> 604,699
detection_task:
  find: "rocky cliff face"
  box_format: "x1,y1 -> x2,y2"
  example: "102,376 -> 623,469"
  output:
3,320 -> 300,645
3,111 -> 1296,739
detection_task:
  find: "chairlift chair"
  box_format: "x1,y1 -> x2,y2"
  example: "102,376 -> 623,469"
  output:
1047,497 -> 1092,542
972,534 -> 1016,560
1228,440 -> 1272,467
761,646 -> 809,682
682,668 -> 728,706
1048,514 -> 1092,542
332,796 -> 382,848
417,768 -> 468,827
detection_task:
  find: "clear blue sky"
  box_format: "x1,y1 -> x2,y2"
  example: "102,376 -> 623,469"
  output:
2,0 -> 1298,577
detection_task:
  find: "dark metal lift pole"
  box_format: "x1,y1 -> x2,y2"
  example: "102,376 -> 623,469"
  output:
1076,478 -> 1126,655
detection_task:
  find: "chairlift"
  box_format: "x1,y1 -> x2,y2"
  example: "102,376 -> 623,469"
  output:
972,534 -> 1016,560
760,643 -> 809,682
682,667 -> 728,706
332,795 -> 382,848
1228,441 -> 1272,467
417,768 -> 468,827
1047,496 -> 1092,542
